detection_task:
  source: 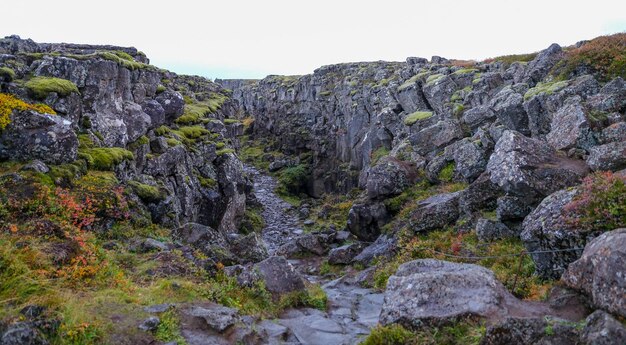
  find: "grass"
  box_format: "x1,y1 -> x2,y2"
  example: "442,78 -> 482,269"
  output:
25,77 -> 79,99
128,181 -> 163,203
553,33 -> 626,81
438,162 -> 455,182
362,320 -> 485,345
307,194 -> 354,232
404,111 -> 433,126
452,68 -> 479,75
425,74 -> 444,85
371,147 -> 390,165
524,80 -> 569,100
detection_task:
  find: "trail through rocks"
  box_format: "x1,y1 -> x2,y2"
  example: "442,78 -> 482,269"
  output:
245,165 -> 384,345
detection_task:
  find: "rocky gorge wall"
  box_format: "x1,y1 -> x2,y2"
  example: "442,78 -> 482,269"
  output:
0,35 -> 250,233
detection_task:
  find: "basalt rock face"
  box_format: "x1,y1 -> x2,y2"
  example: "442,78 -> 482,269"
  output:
0,36 -> 249,232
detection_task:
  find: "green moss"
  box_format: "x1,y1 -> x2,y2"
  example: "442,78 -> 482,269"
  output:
166,138 -> 181,147
128,135 -> 149,150
97,51 -> 148,70
438,162 -> 455,182
216,148 -> 235,156
239,207 -> 266,234
425,73 -> 444,85
128,181 -> 164,203
370,147 -> 390,165
0,67 -> 16,81
452,68 -> 479,75
223,119 -> 240,125
25,77 -> 79,99
319,91 -> 332,96
197,176 -> 217,189
524,81 -> 569,100
174,126 -> 209,139
452,103 -> 465,117
362,324 -> 416,345
79,147 -> 134,171
154,310 -> 187,344
404,111 -> 433,126
277,164 -> 309,195
156,85 -> 167,94
154,125 -> 171,136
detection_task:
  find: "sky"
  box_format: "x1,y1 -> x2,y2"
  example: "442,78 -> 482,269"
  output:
2,0 -> 625,79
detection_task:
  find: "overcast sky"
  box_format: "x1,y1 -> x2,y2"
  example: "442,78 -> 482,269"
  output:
2,0 -> 625,79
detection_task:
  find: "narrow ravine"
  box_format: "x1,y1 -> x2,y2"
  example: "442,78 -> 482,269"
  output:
244,165 -> 384,345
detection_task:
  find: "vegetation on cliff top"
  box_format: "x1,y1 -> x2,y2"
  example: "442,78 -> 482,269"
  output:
25,77 -> 79,99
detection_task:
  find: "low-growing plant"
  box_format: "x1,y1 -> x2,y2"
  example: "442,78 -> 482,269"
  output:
0,93 -> 56,130
404,111 -> 433,126
25,76 -> 79,99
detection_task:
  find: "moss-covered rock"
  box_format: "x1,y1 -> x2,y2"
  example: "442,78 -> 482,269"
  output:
25,76 -> 79,99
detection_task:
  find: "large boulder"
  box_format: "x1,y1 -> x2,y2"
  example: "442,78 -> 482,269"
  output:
489,86 -> 529,135
237,256 -> 305,295
475,218 -> 517,242
546,97 -> 594,151
480,316 -> 580,345
353,235 -> 396,266
408,120 -> 464,156
172,223 -> 235,264
0,322 -> 49,345
154,90 -> 184,122
520,189 -> 590,279
328,242 -> 367,265
365,157 -> 416,200
347,202 -> 390,241
409,191 -> 462,233
183,304 -> 240,332
587,141 -> 626,171
380,259 -> 512,329
562,228 -> 626,318
487,130 -> 589,199
587,77 -> 626,113
458,172 -> 501,216
580,310 -> 626,345
522,43 -> 563,84
0,110 -> 78,164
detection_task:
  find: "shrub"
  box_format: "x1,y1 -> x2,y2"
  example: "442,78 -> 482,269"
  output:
404,111 -> 433,126
278,164 -> 309,194
25,77 -> 79,99
97,51 -> 147,70
0,66 -> 16,81
564,171 -> 626,232
0,93 -> 56,130
554,33 -> 626,81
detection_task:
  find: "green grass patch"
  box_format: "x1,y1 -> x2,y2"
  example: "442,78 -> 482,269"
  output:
524,80 -> 569,100
404,111 -> 433,126
25,77 -> 79,99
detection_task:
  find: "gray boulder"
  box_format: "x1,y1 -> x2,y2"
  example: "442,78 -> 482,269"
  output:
599,122 -> 626,144
546,97 -> 594,151
0,322 -> 49,345
229,233 -> 269,264
184,304 -> 239,332
475,218 -> 517,242
138,317 -> 160,332
587,77 -> 626,113
458,172 -> 501,216
238,256 -> 305,295
0,110 -> 78,164
587,141 -> 626,171
520,189 -> 589,279
380,259 -> 512,329
489,86 -> 529,135
365,157 -> 416,200
496,196 -> 534,221
562,228 -> 626,318
487,130 -> 589,198
408,120 -> 464,156
581,310 -> 626,345
155,90 -> 184,122
347,202 -> 390,242
480,316 -> 580,345
328,242 -> 367,265
353,235 -> 396,266
409,191 -> 462,233
523,43 -> 563,84
172,223 -> 235,264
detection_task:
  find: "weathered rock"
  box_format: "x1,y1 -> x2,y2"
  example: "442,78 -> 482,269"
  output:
20,160 -> 49,173
587,77 -> 626,113
562,228 -> 626,318
380,259 -> 511,329
365,157 -> 416,200
487,130 -> 589,198
587,141 -> 626,171
172,223 -> 235,264
523,43 -> 563,84
347,202 -> 390,242
490,86 -> 529,135
480,316 -> 580,345
458,172 -> 501,215
0,322 -> 49,345
353,235 -> 396,266
0,110 -> 78,164
599,122 -> 626,144
238,256 -> 305,295
520,189 -> 590,279
155,90 -> 184,122
328,242 -> 367,265
581,310 -> 626,345
138,317 -> 160,332
496,196 -> 534,221
475,218 -> 517,241
451,138 -> 489,182
409,191 -> 462,233
408,120 -> 464,156
185,304 -> 239,332
229,233 -> 269,264
546,97 -> 594,151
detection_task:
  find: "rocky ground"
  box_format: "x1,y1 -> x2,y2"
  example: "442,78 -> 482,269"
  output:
0,33 -> 626,345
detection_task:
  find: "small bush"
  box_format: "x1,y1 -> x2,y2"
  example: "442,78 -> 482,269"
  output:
25,76 -> 79,99
404,111 -> 433,126
0,66 -> 16,81
278,164 -> 309,195
564,171 -> 626,232
0,93 -> 56,130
